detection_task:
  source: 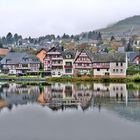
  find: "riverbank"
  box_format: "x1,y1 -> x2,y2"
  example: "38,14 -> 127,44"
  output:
46,75 -> 140,83
0,75 -> 140,83
0,75 -> 45,82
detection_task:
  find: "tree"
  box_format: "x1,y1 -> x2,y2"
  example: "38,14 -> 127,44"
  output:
110,36 -> 115,41
62,33 -> 69,39
97,32 -> 102,40
10,47 -> 18,52
121,38 -> 127,46
74,35 -> 79,41
104,48 -> 109,53
50,34 -> 55,40
0,42 -> 3,48
88,31 -> 92,39
2,37 -> 7,44
14,33 -> 19,42
6,32 -> 13,44
126,43 -> 133,52
57,35 -> 60,40
71,35 -> 74,39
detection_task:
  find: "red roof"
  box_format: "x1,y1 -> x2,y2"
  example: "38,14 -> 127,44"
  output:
0,48 -> 9,56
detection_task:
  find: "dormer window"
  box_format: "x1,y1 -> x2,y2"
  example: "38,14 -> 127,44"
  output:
66,54 -> 72,59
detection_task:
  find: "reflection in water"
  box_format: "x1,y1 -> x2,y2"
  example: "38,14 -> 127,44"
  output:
0,82 -> 140,121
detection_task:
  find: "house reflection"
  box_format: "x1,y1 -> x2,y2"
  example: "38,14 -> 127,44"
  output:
0,82 -> 140,112
0,83 -> 40,110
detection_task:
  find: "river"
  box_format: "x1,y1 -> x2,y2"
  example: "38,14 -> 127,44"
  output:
0,82 -> 140,140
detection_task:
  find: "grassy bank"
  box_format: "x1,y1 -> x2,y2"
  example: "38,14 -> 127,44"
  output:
0,75 -> 45,82
1,74 -> 140,83
46,75 -> 140,83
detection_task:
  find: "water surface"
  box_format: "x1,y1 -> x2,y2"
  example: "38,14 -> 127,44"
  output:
0,82 -> 140,140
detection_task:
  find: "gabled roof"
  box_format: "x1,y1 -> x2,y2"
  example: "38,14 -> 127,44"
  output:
92,53 -> 126,62
36,48 -> 48,55
74,49 -> 126,63
1,52 -> 40,65
74,49 -> 94,63
62,49 -> 76,59
47,46 -> 63,53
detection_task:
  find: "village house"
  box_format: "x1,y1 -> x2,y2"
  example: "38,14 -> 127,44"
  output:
74,50 -> 127,77
43,46 -> 76,77
44,47 -> 64,77
63,50 -> 76,76
1,52 -> 40,75
0,48 -> 9,60
74,49 -> 93,76
36,48 -> 47,63
43,46 -> 127,77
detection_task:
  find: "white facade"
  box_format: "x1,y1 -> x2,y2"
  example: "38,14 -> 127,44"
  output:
93,68 -> 110,76
63,59 -> 74,76
110,62 -> 127,77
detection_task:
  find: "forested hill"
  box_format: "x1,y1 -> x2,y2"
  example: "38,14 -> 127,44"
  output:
98,15 -> 140,37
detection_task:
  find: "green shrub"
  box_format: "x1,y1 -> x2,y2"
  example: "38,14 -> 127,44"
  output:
127,69 -> 140,75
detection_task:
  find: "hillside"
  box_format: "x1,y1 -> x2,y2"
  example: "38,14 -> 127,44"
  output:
98,15 -> 140,37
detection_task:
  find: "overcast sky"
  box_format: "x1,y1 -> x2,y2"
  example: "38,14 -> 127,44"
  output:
0,0 -> 140,37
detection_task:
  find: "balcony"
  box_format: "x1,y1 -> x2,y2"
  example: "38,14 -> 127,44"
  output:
51,57 -> 63,60
16,67 -> 30,70
75,60 -> 92,64
93,64 -> 110,69
52,63 -> 63,66
64,65 -> 73,68
47,52 -> 61,55
74,65 -> 92,69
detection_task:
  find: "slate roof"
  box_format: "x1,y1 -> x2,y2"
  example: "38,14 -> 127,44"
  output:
92,53 -> 126,62
74,49 -> 126,63
47,45 -> 64,53
62,50 -> 76,59
1,52 -> 40,65
36,48 -> 49,54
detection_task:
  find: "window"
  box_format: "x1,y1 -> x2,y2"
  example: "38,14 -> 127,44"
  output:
78,63 -> 82,66
121,62 -> 123,66
22,64 -> 28,67
107,69 -> 109,71
97,68 -> 100,71
65,69 -> 72,73
120,69 -> 123,73
113,69 -> 115,72
66,62 -> 72,66
97,88 -> 100,91
116,63 -> 118,66
66,54 -> 72,59
116,69 -> 118,73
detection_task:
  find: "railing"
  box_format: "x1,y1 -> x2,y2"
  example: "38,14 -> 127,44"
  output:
52,63 -> 63,66
75,60 -> 92,63
64,65 -> 73,68
51,57 -> 63,60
